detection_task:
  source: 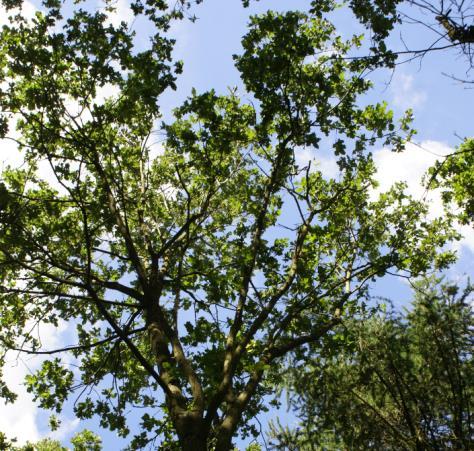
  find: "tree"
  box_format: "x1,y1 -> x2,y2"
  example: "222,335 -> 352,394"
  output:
313,0 -> 474,71
70,429 -> 102,451
269,277 -> 474,450
0,1 -> 456,449
427,138 -> 474,226
7,430 -> 102,451
312,1 -> 474,229
18,438 -> 67,451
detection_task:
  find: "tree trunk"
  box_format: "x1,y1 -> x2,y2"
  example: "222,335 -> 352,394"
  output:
176,414 -> 210,451
214,432 -> 233,451
181,436 -> 208,451
214,413 -> 238,451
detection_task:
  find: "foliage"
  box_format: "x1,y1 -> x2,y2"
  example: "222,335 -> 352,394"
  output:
0,432 -> 18,449
428,138 -> 474,225
270,277 -> 474,450
18,438 -> 67,451
70,430 -> 102,451
0,0 -> 457,449
310,0 -> 474,77
244,444 -> 262,451
9,430 -> 101,451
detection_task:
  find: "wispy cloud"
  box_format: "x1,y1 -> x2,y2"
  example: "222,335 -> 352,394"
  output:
391,73 -> 427,110
50,417 -> 80,441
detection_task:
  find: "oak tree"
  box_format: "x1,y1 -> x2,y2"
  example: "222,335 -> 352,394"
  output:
310,0 -> 474,71
428,138 -> 474,226
0,0 -> 456,448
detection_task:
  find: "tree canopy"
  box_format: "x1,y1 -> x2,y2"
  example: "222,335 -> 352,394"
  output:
0,0 -> 462,449
0,430 -> 101,451
428,138 -> 474,226
269,277 -> 474,450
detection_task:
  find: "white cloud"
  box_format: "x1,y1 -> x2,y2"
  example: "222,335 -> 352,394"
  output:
101,0 -> 133,28
457,224 -> 474,254
0,81 -> 120,194
294,147 -> 313,169
0,0 -> 36,26
372,140 -> 474,253
0,360 -> 41,443
293,140 -> 473,253
0,140 -> 70,196
294,147 -> 339,179
62,81 -> 120,121
50,417 -> 80,441
0,321 -> 77,445
148,140 -> 166,160
316,154 -> 339,179
0,137 -> 24,172
95,82 -> 121,104
391,73 -> 427,110
372,140 -> 450,204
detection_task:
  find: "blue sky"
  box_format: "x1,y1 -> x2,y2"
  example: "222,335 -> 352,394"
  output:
0,0 -> 472,449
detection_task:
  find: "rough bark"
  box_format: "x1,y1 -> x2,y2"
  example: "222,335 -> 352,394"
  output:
176,415 -> 209,451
